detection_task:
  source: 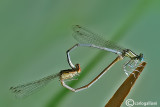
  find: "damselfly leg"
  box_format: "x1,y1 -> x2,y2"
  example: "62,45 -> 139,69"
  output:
123,59 -> 139,76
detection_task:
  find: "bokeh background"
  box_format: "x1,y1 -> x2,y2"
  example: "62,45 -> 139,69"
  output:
0,0 -> 159,107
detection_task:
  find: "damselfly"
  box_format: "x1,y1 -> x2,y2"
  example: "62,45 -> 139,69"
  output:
67,25 -> 144,76
10,25 -> 145,96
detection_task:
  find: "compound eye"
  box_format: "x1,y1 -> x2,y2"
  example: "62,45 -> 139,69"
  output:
75,64 -> 80,69
140,57 -> 144,62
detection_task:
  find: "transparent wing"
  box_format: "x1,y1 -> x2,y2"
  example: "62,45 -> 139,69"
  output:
10,73 -> 60,98
72,25 -> 125,52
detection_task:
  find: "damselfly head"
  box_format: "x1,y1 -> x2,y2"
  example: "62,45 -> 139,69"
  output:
137,53 -> 144,62
75,64 -> 81,73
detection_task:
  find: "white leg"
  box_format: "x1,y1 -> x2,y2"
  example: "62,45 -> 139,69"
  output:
123,59 -> 132,76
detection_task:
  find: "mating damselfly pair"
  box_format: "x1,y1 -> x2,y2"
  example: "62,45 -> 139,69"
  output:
10,25 -> 144,97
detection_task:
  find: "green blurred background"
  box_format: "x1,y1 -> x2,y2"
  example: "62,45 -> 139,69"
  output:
0,0 -> 159,107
